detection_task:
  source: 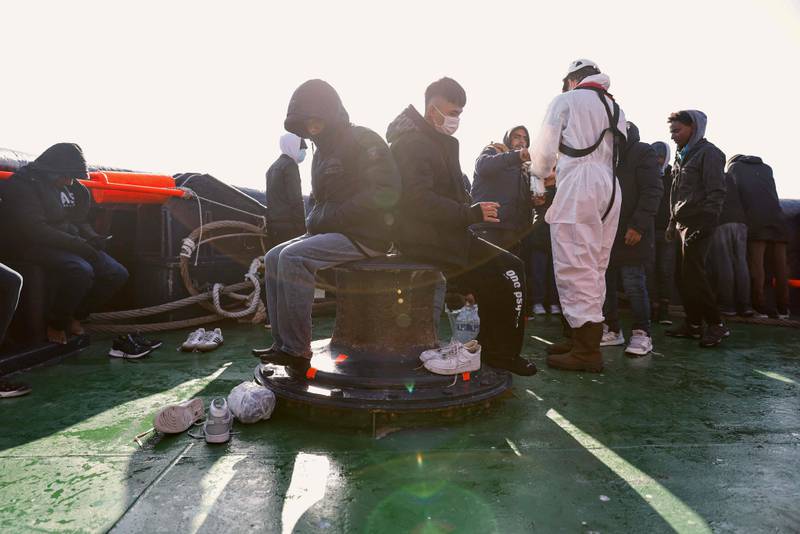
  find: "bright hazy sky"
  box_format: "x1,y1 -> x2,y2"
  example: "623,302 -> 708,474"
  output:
4,0 -> 800,198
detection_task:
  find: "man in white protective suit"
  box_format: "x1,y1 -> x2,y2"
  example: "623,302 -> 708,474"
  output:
529,59 -> 626,373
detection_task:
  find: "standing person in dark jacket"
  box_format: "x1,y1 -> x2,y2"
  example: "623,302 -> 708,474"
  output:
386,77 -> 536,376
601,122 -> 663,356
0,143 -> 128,345
266,133 -> 307,246
253,80 -> 401,373
727,155 -> 791,318
471,125 -> 532,254
664,110 -> 729,347
706,173 -> 753,316
648,141 -> 676,325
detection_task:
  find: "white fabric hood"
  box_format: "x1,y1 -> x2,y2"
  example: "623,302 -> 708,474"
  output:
279,133 -> 304,164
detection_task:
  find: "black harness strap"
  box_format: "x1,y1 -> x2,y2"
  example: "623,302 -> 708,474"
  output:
558,86 -> 623,222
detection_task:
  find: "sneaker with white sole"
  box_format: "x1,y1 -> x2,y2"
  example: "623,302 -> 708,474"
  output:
423,342 -> 481,375
625,330 -> 653,357
154,398 -> 205,434
181,328 -> 206,352
204,397 -> 234,444
600,325 -> 625,347
197,328 -> 224,352
419,340 -> 480,363
549,304 -> 562,315
532,303 -> 547,315
109,335 -> 153,359
0,380 -> 32,398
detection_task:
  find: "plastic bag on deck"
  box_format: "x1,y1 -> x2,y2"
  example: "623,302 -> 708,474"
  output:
446,304 -> 480,344
227,381 -> 276,423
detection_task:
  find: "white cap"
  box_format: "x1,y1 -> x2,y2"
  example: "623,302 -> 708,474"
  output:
565,59 -> 599,76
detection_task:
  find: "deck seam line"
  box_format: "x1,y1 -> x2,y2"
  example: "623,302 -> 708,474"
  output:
104,442 -> 194,533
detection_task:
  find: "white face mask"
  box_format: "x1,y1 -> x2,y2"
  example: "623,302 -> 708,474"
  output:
296,148 -> 307,163
433,104 -> 460,136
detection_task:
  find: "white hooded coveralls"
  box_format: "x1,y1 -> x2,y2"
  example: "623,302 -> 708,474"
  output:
530,73 -> 625,328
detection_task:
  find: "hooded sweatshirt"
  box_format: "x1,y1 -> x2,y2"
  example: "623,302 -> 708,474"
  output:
282,80 -> 401,252
470,125 -> 532,233
726,155 -> 789,242
0,143 -> 99,260
265,133 -> 306,233
651,141 -> 673,231
386,105 -> 483,269
669,110 -> 726,230
610,122 -> 663,266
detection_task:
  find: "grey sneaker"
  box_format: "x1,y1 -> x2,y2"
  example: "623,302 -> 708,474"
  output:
154,398 -> 204,434
625,330 -> 653,357
197,328 -> 224,352
181,328 -> 206,352
600,325 -> 625,347
532,303 -> 547,315
204,397 -> 233,443
419,340 -> 479,363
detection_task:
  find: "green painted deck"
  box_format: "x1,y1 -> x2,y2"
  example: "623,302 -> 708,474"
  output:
0,316 -> 798,533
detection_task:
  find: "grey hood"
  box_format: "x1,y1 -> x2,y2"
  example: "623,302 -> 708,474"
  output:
651,141 -> 672,175
683,109 -> 707,153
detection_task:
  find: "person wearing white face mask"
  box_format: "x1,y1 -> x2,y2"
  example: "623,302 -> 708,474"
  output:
386,77 -> 537,376
265,132 -> 308,247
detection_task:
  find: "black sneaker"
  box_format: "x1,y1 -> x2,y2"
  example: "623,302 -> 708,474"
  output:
109,335 -> 153,359
131,332 -> 163,350
0,380 -> 32,398
699,324 -> 730,348
665,321 -> 702,339
656,304 -> 673,325
485,355 -> 538,376
252,346 -> 276,358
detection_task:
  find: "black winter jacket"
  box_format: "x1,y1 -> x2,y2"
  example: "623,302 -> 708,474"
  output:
611,123 -> 663,266
0,143 -> 99,261
669,138 -> 726,230
654,164 -> 672,231
283,80 -> 401,252
470,125 -> 532,233
386,105 -> 483,269
265,154 -> 305,235
727,155 -> 789,242
529,186 -> 555,253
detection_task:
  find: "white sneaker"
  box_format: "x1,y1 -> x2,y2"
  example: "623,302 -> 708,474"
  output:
532,303 -> 547,315
197,328 -> 224,352
204,397 -> 234,444
154,398 -> 205,434
549,304 -> 562,315
625,330 -> 653,356
423,342 -> 481,375
181,328 -> 206,352
419,340 -> 479,363
600,325 -> 625,347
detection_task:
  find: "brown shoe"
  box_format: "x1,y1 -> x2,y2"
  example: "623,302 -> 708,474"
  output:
546,322 -> 604,373
546,316 -> 573,355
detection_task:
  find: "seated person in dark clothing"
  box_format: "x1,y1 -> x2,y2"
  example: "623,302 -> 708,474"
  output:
0,143 -> 129,344
471,125 -> 532,255
266,132 -> 308,246
727,155 -> 791,319
386,77 -> 536,376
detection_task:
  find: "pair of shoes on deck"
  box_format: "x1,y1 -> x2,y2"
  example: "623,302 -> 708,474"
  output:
255,347 -> 311,375
666,321 -> 730,347
181,328 -> 224,352
154,397 -> 233,444
108,333 -> 163,360
420,340 -> 481,375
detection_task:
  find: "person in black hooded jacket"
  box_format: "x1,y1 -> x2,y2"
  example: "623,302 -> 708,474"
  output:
253,80 -> 401,372
470,125 -> 532,253
601,122 -> 663,356
0,143 -> 129,344
386,77 -> 536,376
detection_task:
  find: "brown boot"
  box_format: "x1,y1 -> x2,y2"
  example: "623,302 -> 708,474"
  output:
546,322 -> 604,373
546,316 -> 573,355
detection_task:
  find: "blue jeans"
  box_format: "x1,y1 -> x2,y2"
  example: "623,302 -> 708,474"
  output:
707,222 -> 751,313
603,264 -> 651,334
528,249 -> 559,307
264,233 -> 374,359
0,263 -> 23,344
21,248 -> 128,330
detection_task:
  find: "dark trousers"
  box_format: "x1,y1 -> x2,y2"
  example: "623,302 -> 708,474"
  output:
647,231 -> 676,305
472,227 -> 522,256
0,263 -> 23,344
748,240 -> 790,313
604,264 -> 651,334
448,236 -> 526,359
529,249 -> 559,307
22,249 -> 128,330
707,222 -> 751,313
676,227 -> 721,326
